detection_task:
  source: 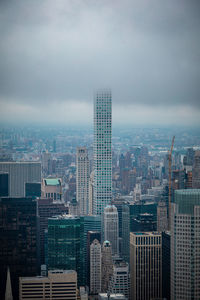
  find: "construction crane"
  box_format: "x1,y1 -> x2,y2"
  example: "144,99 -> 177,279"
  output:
168,135 -> 175,231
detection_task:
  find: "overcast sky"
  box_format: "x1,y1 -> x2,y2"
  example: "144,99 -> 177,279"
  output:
0,0 -> 199,127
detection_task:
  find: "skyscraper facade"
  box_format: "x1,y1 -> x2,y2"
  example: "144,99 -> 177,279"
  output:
192,150 -> 200,188
130,232 -> 162,300
104,205 -> 119,256
101,240 -> 113,292
47,215 -> 83,286
0,197 -> 37,300
90,239 -> 101,294
76,147 -> 90,215
0,162 -> 41,197
171,189 -> 200,300
93,90 -> 112,215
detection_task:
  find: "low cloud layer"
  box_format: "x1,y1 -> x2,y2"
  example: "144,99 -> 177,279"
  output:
0,0 -> 199,126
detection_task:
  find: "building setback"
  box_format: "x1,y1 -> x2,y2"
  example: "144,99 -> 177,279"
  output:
130,232 -> 162,300
93,90 -> 112,215
19,270 -> 77,300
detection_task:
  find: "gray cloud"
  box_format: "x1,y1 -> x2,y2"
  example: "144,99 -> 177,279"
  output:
0,0 -> 200,125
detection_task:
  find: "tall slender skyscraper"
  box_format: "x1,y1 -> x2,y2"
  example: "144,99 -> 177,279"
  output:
76,147 -> 90,215
93,90 -> 112,215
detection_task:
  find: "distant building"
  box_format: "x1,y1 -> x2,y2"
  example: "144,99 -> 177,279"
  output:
108,259 -> 130,300
104,205 -> 119,256
76,147 -> 89,215
101,241 -> 113,292
157,202 -> 168,232
98,293 -> 127,300
132,213 -> 156,232
130,232 -> 162,300
19,270 -> 77,300
192,151 -> 200,188
0,162 -> 41,197
42,178 -> 62,201
93,90 -> 112,215
0,197 -> 37,300
171,189 -> 200,300
90,239 -> 101,294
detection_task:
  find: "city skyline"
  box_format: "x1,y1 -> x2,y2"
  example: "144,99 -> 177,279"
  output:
0,0 -> 199,127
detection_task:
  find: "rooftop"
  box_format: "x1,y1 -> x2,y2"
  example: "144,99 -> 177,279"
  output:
44,178 -> 61,186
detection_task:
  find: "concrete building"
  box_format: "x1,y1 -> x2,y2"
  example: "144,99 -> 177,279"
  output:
93,90 -> 112,215
101,241 -> 113,292
90,239 -> 101,294
108,259 -> 130,299
192,150 -> 200,188
130,232 -> 162,300
171,189 -> 200,300
0,162 -> 41,197
104,205 -> 119,256
157,201 -> 168,232
19,270 -> 77,300
76,147 -> 89,215
89,171 -> 94,215
41,178 -> 62,201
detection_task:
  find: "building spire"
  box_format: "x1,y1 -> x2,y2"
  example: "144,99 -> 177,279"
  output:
5,267 -> 13,300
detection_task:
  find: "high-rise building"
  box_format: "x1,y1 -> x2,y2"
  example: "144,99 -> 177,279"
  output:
93,90 -> 112,215
90,239 -> 101,294
19,270 -> 77,300
47,215 -> 83,286
130,232 -> 162,300
76,147 -> 89,215
171,189 -> 200,300
157,201 -> 168,232
0,162 -> 41,197
0,197 -> 37,300
37,198 -> 68,265
162,231 -> 170,300
103,205 -> 119,256
101,240 -> 113,292
192,150 -> 200,188
108,259 -> 130,300
131,213 -> 156,232
87,231 -> 101,287
25,182 -> 41,198
80,215 -> 101,286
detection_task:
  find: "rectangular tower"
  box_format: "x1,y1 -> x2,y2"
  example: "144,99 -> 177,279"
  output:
93,90 -> 112,215
76,147 -> 90,215
171,189 -> 200,300
130,232 -> 162,300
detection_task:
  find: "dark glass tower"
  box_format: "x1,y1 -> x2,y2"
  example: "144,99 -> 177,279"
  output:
48,215 -> 83,286
0,197 -> 37,300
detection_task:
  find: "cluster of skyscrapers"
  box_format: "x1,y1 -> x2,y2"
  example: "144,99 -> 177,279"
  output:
0,90 -> 200,300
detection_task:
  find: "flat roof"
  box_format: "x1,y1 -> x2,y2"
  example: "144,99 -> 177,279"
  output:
44,178 -> 61,186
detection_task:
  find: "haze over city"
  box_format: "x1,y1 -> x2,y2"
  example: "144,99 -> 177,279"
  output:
0,0 -> 200,126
